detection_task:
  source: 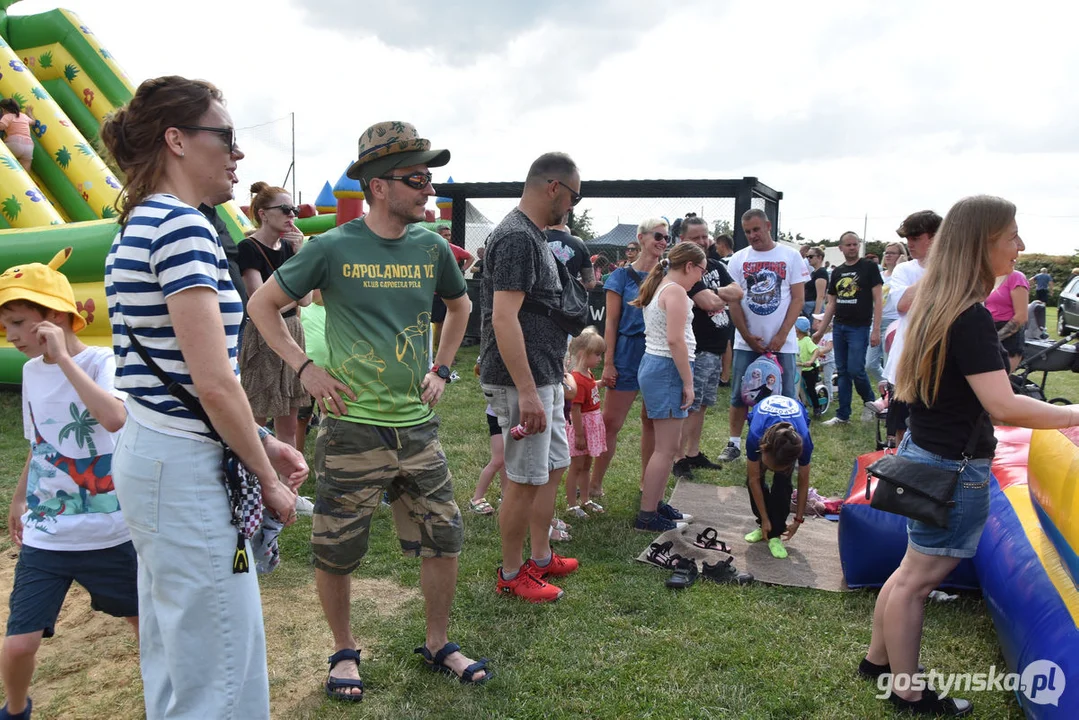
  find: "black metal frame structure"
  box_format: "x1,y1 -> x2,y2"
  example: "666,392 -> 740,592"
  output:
432,177 -> 782,251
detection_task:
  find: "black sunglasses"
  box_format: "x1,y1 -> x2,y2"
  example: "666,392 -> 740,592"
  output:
653,232 -> 671,243
379,171 -> 433,190
548,179 -> 582,206
268,204 -> 299,217
174,124 -> 236,153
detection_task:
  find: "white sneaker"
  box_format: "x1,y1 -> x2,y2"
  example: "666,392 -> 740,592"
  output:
822,416 -> 849,426
295,495 -> 315,516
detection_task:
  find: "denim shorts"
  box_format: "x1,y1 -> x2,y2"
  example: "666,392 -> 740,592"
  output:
899,435 -> 993,559
690,350 -> 723,411
7,542 -> 138,637
612,334 -> 646,391
483,383 -> 570,485
638,353 -> 693,420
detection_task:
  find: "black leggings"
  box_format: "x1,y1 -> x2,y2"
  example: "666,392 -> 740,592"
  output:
749,468 -> 792,540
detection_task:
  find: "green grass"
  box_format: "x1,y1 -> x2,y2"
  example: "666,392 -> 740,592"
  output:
10,322 -> 1079,718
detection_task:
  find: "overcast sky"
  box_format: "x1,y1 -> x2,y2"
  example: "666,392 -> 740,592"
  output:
15,0 -> 1079,254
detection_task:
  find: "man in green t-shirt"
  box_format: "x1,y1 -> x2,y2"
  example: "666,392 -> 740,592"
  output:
247,122 -> 488,698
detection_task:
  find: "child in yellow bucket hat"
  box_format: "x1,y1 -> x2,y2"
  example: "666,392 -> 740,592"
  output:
0,247 -> 87,338
0,247 -> 136,720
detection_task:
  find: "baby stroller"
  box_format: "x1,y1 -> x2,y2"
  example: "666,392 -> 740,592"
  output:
1010,330 -> 1079,404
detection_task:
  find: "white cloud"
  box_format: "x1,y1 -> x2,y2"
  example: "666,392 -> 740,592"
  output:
11,0 -> 1079,255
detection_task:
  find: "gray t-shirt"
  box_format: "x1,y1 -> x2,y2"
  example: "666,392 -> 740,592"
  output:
479,208 -> 567,387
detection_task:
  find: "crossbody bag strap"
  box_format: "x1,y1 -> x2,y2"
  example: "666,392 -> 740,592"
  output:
122,323 -> 221,444
249,238 -> 280,274
960,412 -> 989,462
520,247 -> 569,318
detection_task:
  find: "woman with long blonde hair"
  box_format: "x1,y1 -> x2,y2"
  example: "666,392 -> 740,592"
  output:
861,196 -> 1078,716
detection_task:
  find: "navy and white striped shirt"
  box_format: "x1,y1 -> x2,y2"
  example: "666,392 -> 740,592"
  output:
105,194 -> 242,440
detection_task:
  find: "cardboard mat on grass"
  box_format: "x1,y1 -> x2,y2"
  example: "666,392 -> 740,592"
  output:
635,482 -> 848,592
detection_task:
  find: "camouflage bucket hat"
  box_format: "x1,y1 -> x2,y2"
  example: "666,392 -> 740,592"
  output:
345,121 -> 450,181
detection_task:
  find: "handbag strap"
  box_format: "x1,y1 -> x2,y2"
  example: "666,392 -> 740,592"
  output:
961,412 -> 989,461
249,237 -> 281,274
122,323 -> 222,445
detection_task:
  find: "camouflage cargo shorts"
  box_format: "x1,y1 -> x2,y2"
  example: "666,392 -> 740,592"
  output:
311,416 -> 463,574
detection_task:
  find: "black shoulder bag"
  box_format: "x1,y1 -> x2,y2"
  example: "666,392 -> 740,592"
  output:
520,250 -> 590,336
123,324 -> 264,573
865,413 -> 988,529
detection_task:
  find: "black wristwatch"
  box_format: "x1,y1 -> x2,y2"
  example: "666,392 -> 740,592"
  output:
431,364 -> 452,380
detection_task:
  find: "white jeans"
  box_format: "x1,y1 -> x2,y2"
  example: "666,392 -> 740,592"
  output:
112,420 -> 270,719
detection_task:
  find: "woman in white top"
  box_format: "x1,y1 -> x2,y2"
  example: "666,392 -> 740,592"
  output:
630,242 -> 707,532
101,75 -> 306,719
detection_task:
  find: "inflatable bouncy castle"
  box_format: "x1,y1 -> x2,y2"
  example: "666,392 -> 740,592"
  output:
0,0 -> 252,384
841,427 -> 1078,718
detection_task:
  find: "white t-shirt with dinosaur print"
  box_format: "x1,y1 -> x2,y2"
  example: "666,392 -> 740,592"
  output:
21,346 -> 130,551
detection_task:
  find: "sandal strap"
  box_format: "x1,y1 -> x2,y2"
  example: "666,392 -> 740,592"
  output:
460,658 -> 490,683
328,648 -> 361,668
697,527 -> 718,544
431,642 -> 462,666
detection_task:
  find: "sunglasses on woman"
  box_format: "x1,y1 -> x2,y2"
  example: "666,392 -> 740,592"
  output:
379,171 -> 433,190
268,204 -> 300,216
175,124 -> 237,153
653,232 -> 671,243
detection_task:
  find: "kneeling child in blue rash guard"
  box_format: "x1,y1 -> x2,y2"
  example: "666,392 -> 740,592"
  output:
744,395 -> 814,559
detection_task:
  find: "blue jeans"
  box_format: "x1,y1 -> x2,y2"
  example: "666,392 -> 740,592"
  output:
833,322 -> 875,420
864,315 -> 896,387
112,420 -> 270,719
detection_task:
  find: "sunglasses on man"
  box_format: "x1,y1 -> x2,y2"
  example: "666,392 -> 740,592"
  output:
378,171 -> 433,190
175,124 -> 237,153
548,179 -> 582,206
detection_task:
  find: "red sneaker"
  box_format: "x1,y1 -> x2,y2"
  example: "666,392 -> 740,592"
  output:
497,565 -> 564,603
525,553 -> 579,579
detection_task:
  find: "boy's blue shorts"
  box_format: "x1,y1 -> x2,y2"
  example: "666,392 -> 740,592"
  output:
7,541 -> 138,637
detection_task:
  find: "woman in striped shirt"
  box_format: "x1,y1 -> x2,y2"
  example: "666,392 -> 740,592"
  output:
101,75 -> 306,720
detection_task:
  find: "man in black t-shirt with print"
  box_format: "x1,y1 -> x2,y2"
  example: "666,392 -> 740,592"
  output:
813,231 -> 882,425
545,215 -> 596,289
674,217 -> 744,477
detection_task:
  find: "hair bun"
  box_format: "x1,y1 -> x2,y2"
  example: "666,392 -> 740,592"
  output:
250,181 -> 269,195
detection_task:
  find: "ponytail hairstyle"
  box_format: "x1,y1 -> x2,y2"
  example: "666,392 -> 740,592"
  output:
759,422 -> 803,472
631,241 -> 705,308
249,181 -> 289,228
100,76 -> 224,225
567,325 -> 606,364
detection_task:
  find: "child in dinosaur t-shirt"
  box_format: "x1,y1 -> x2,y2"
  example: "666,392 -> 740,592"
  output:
0,249 -> 137,720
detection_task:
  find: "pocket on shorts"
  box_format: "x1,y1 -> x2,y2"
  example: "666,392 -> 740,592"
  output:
959,462 -> 991,491
112,448 -> 163,535
482,385 -> 511,427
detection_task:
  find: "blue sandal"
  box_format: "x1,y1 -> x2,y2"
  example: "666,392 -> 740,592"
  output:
414,642 -> 492,685
325,648 -> 364,702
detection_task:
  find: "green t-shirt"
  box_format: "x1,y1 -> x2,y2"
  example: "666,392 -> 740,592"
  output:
275,218 -> 467,427
798,335 -> 819,368
298,302 -> 328,369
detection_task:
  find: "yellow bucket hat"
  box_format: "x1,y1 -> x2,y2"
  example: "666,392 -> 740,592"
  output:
0,247 -> 86,333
